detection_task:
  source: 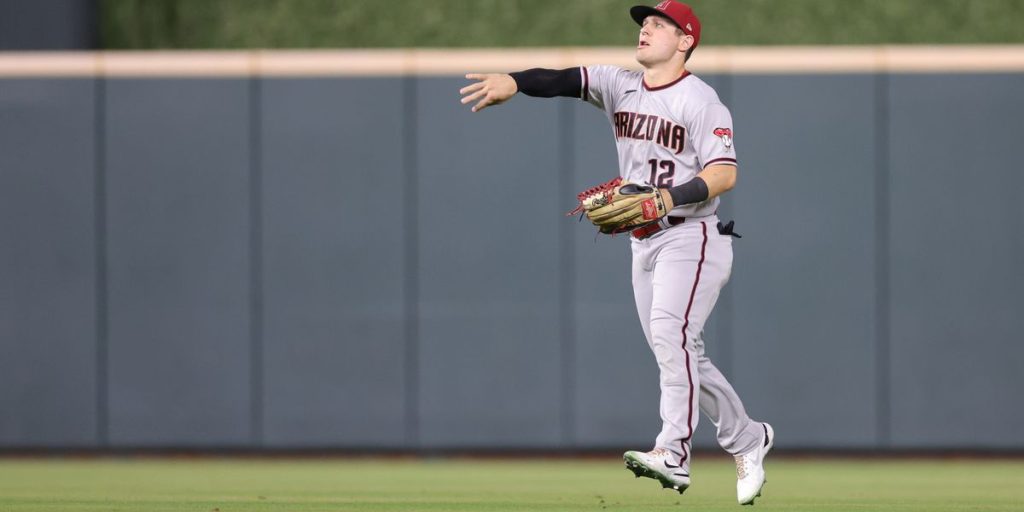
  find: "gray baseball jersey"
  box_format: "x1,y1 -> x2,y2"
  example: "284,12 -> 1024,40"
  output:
581,65 -> 737,218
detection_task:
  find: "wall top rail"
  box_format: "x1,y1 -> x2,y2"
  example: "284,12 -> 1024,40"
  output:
1,46 -> 1023,77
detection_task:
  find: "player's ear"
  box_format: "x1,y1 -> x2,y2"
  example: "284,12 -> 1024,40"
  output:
677,33 -> 694,53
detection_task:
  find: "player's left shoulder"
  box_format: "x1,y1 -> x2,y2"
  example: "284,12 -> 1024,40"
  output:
679,74 -> 724,107
672,74 -> 728,122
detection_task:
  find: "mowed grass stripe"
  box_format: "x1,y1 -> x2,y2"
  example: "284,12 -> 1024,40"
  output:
1,457 -> 1022,511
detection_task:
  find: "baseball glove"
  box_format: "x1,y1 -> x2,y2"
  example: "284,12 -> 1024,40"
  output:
570,177 -> 674,234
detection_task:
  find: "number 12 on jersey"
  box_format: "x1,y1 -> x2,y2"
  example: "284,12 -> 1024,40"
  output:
648,159 -> 676,187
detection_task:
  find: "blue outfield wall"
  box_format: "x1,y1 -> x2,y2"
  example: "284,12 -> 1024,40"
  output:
0,72 -> 1022,450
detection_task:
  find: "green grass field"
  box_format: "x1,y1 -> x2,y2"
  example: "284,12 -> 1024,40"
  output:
101,0 -> 1024,49
1,456 -> 1022,511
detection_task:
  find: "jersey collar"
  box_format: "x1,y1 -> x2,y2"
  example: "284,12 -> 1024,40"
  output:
643,70 -> 692,91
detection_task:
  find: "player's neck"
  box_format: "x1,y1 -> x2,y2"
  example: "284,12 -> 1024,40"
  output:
643,61 -> 688,89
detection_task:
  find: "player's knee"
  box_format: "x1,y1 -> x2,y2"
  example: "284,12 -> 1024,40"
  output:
659,372 -> 692,387
653,352 -> 693,383
649,316 -> 683,340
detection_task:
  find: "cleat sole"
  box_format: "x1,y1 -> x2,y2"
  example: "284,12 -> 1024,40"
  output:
622,452 -> 689,495
740,484 -> 764,506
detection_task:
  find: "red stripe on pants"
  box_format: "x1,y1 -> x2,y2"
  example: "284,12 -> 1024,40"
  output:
679,221 -> 708,461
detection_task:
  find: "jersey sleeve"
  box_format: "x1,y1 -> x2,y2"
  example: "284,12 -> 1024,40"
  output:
689,103 -> 738,169
582,65 -> 633,113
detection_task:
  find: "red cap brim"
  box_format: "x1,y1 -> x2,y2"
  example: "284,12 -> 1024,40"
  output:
630,6 -> 681,30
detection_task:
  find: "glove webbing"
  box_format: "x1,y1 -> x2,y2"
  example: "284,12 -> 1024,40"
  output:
567,176 -> 622,216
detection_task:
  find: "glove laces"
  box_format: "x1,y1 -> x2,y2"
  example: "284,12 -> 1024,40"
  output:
567,177 -> 622,216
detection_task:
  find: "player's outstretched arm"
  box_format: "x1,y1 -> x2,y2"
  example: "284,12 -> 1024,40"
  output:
461,68 -> 583,113
460,73 -> 518,113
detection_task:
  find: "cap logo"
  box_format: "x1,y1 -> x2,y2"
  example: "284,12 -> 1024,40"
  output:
655,1 -> 671,11
686,23 -> 692,31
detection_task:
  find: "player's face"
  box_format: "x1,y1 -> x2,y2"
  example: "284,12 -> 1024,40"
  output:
636,15 -> 690,66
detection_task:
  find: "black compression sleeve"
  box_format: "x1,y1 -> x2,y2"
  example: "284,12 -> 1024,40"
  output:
668,177 -> 710,206
509,67 -> 583,98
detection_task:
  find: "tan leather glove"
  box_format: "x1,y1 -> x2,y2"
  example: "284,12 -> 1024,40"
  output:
571,178 -> 674,235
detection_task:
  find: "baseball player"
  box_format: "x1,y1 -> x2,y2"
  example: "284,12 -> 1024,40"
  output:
459,0 -> 773,505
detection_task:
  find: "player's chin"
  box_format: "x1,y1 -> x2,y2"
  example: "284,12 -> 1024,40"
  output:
635,50 -> 654,66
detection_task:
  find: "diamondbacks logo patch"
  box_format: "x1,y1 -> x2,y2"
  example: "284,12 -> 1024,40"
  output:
713,127 -> 733,149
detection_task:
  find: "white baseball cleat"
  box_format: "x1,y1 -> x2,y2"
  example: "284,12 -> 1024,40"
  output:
623,447 -> 690,494
736,423 -> 774,505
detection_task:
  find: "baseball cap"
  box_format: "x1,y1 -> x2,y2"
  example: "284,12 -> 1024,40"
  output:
630,0 -> 701,49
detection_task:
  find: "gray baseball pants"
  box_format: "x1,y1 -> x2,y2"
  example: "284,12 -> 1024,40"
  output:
631,215 -> 764,470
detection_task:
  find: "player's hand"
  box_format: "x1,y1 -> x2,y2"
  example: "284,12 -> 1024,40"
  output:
460,73 -> 518,112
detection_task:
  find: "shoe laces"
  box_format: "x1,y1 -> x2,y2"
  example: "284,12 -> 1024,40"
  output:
735,454 -> 751,479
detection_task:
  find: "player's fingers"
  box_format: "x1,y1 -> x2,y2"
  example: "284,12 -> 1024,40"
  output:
465,73 -> 484,80
461,89 -> 487,105
472,95 -> 493,112
459,81 -> 485,95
